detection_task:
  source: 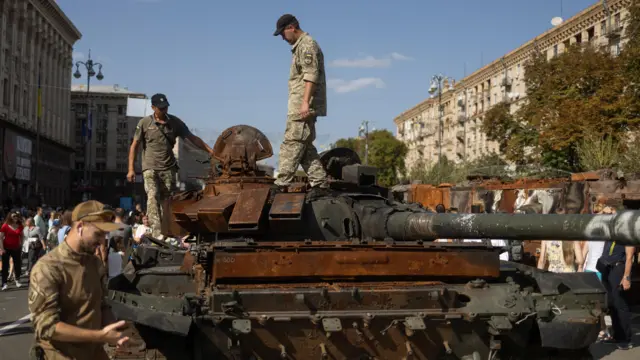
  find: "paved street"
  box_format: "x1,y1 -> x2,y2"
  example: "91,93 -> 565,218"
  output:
1,269 -> 639,359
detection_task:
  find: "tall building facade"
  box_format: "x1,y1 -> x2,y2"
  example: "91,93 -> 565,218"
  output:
0,0 -> 81,207
394,0 -> 630,173
70,84 -> 145,206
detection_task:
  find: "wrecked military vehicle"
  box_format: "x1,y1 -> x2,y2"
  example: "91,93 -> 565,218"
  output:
106,125 -> 640,360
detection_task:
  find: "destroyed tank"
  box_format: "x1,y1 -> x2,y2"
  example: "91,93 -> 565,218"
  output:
107,125 -> 640,360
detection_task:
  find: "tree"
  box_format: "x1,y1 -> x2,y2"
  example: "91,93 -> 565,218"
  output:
408,153 -> 510,185
481,101 -> 538,164
333,130 -> 407,187
484,26 -> 640,172
620,0 -> 640,120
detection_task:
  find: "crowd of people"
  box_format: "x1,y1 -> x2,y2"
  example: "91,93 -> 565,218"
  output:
536,203 -> 635,351
0,201 -> 182,292
431,201 -> 635,351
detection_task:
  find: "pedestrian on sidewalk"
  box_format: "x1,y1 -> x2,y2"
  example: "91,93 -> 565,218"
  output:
596,206 -> 635,350
24,217 -> 45,276
0,211 -> 24,290
28,200 -> 129,359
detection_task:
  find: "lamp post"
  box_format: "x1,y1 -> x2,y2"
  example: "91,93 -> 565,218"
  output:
359,120 -> 375,165
73,50 -> 104,201
428,74 -> 454,165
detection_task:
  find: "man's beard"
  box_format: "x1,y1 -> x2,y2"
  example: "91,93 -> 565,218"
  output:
78,240 -> 98,254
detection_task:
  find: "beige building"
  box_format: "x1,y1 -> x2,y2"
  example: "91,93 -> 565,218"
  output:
0,0 -> 81,206
70,84 -> 146,205
395,0 -> 630,173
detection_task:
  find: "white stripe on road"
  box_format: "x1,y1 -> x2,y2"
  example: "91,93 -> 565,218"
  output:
0,314 -> 31,337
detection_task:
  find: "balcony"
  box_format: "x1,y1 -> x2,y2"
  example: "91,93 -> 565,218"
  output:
457,115 -> 466,124
606,24 -> 623,39
456,131 -> 465,142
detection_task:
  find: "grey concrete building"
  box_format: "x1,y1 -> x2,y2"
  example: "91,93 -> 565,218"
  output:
70,84 -> 145,206
0,0 -> 81,207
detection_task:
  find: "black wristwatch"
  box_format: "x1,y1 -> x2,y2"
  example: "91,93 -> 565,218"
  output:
624,275 -> 631,281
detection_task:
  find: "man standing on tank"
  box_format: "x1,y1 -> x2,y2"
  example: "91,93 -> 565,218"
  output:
127,94 -> 214,239
273,14 -> 329,190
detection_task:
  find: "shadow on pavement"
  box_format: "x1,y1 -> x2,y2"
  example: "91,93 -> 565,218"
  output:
0,326 -> 33,337
590,313 -> 640,359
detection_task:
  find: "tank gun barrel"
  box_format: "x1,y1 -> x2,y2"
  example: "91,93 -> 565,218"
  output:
384,211 -> 640,245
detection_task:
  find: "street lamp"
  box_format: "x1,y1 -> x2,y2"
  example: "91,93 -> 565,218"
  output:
358,121 -> 370,165
428,74 -> 454,165
358,121 -> 377,166
73,49 -> 104,201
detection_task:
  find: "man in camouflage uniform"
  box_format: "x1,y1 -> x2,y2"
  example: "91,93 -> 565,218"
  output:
28,200 -> 128,359
127,94 -> 214,238
273,14 -> 329,189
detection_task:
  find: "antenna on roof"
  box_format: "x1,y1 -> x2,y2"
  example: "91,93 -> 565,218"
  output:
551,0 -> 564,26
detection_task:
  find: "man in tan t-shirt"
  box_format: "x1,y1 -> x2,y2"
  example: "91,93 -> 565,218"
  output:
127,93 -> 213,239
28,200 -> 129,359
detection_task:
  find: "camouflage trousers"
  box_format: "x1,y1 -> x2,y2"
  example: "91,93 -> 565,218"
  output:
143,168 -> 177,238
274,117 -> 327,187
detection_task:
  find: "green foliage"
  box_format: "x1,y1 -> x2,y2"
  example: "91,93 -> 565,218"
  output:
409,157 -> 468,185
332,129 -> 407,187
576,133 -> 640,177
576,134 -> 620,170
482,10 -> 640,173
408,153 -> 510,185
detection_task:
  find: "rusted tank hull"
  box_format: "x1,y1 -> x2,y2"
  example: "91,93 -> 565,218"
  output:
108,266 -> 604,359
199,280 -> 601,359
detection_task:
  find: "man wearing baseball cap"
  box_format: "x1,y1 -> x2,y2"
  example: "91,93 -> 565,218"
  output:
127,93 -> 213,239
273,14 -> 329,191
28,200 -> 129,359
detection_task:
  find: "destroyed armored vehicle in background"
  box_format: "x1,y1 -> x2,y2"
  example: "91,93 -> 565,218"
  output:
106,125 -> 640,360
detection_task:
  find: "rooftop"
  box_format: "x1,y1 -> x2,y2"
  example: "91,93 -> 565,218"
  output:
71,84 -> 146,97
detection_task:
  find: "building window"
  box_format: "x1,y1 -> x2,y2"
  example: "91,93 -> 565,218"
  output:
553,44 -> 558,57
22,90 -> 27,116
75,162 -> 84,170
601,20 -> 607,35
2,79 -> 9,106
611,38 -> 621,56
118,105 -> 126,115
614,13 -> 621,29
96,148 -> 106,158
587,27 -> 595,41
96,162 -> 106,171
13,85 -> 19,111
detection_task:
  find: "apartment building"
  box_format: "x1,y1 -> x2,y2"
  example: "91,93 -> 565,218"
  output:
0,0 -> 81,206
394,0 -> 630,173
70,84 -> 145,205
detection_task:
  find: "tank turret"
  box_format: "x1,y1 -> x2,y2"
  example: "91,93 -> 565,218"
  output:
108,125 -> 638,360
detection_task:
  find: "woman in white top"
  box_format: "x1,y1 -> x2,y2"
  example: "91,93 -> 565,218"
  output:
23,217 -> 44,275
134,215 -> 152,244
581,204 -> 613,281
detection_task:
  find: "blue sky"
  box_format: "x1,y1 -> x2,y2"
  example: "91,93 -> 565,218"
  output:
57,0 -> 597,166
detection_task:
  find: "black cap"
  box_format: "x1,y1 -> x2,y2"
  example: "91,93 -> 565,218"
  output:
151,93 -> 170,108
273,14 -> 297,36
